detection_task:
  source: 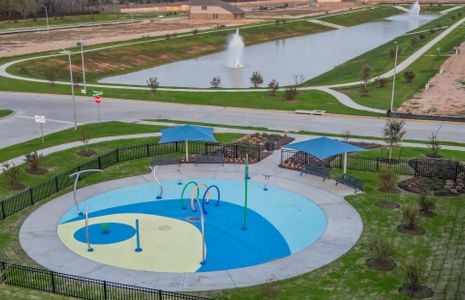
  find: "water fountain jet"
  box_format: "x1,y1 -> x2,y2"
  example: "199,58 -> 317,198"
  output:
227,29 -> 245,68
409,0 -> 421,17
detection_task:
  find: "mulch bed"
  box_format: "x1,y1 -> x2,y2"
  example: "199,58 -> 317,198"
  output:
26,167 -> 49,175
376,201 -> 400,209
398,176 -> 465,196
399,286 -> 434,298
366,258 -> 396,271
397,225 -> 425,236
235,133 -> 295,150
76,150 -> 96,157
7,183 -> 27,191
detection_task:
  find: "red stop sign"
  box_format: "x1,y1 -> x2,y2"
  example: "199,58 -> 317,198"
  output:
94,96 -> 101,104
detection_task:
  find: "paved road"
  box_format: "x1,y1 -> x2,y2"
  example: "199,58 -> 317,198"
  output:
0,91 -> 464,149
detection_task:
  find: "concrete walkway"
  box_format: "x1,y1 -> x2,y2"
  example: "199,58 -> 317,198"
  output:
19,149 -> 363,291
307,19 -> 346,29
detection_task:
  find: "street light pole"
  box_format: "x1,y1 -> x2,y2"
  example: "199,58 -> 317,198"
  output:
129,2 -> 134,24
40,5 -> 49,32
390,42 -> 399,113
77,40 -> 87,94
62,49 -> 78,130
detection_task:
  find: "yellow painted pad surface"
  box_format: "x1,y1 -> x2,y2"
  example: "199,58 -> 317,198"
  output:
57,213 -> 203,272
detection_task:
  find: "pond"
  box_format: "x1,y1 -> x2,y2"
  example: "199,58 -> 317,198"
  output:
99,14 -> 437,88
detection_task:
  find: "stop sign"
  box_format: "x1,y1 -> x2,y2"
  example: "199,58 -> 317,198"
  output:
94,96 -> 101,104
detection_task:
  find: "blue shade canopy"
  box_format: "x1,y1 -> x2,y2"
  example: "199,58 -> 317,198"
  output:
159,125 -> 217,143
285,137 -> 365,160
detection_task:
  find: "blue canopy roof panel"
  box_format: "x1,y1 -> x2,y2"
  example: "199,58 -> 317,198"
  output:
285,137 -> 365,160
159,125 -> 217,143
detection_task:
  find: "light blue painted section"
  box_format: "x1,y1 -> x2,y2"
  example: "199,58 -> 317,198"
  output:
60,179 -> 326,253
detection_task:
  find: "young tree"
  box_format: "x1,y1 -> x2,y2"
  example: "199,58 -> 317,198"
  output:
383,117 -> 406,160
404,71 -> 416,83
147,77 -> 159,94
267,79 -> 279,96
250,71 -> 264,88
427,131 -> 441,158
361,64 -> 372,94
210,76 -> 221,88
283,86 -> 298,101
79,130 -> 91,153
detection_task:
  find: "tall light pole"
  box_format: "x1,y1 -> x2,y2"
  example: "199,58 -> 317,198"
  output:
61,49 -> 78,130
40,5 -> 49,32
390,41 -> 399,113
129,2 -> 135,24
77,40 -> 87,94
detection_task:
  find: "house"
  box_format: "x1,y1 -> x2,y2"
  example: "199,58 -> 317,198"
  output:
189,0 -> 245,20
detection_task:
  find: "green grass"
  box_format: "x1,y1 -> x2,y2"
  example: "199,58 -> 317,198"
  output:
308,7 -> 465,86
0,12 -> 182,31
355,146 -> 465,161
145,119 -> 283,132
337,19 -> 465,110
0,110 -> 13,118
321,6 -> 401,27
0,121 -> 167,163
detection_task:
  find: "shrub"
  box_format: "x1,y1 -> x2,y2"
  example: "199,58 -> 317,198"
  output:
410,37 -> 418,47
430,29 -> 435,34
389,47 -> 401,60
378,171 -> 398,193
418,191 -> 436,215
374,77 -> 387,88
419,33 -> 426,40
24,151 -> 44,171
250,71 -> 264,88
427,131 -> 441,157
2,162 -> 22,189
210,76 -> 221,88
147,77 -> 159,94
268,79 -> 279,96
404,71 -> 416,83
283,86 -> 298,101
192,29 -> 198,35
368,236 -> 395,265
403,259 -> 425,291
402,204 -> 419,230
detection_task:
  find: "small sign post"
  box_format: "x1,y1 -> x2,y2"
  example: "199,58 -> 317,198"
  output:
92,90 -> 103,125
34,115 -> 46,143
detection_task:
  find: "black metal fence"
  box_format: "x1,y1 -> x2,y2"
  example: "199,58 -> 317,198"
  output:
0,141 -> 261,220
280,149 -> 465,180
0,261 -> 210,300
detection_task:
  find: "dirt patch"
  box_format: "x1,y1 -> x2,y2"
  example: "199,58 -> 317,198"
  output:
398,177 -> 465,196
399,286 -> 434,298
76,150 -> 96,157
366,258 -> 397,271
25,168 -> 49,176
6,183 -> 27,191
376,201 -> 400,209
399,41 -> 465,117
397,224 -> 426,236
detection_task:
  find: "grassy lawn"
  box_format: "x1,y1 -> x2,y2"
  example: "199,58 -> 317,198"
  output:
0,12 -> 182,31
0,110 -> 13,118
0,121 -> 167,163
337,20 -> 465,110
9,20 -> 329,83
0,145 -> 464,299
320,6 -> 401,27
308,7 -> 465,86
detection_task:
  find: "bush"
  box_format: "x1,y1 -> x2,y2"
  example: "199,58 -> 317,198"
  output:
378,171 -> 398,193
147,77 -> 159,94
367,236 -> 395,265
404,71 -> 416,83
418,191 -> 436,215
410,37 -> 418,47
250,71 -> 264,88
210,76 -> 221,88
192,29 -> 198,35
374,77 -> 387,88
402,204 -> 419,230
389,47 -> 401,60
283,86 -> 298,101
419,33 -> 426,40
268,79 -> 279,96
403,259 -> 425,291
2,162 -> 22,190
24,151 -> 44,171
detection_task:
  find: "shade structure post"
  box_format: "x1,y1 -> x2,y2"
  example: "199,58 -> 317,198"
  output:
185,140 -> 189,162
343,152 -> 348,174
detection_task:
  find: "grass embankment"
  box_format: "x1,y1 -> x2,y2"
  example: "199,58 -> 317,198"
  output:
0,109 -> 13,118
320,6 -> 401,27
308,7 -> 465,86
0,12 -> 181,31
1,145 -> 464,299
337,15 -> 465,110
10,20 -> 329,83
0,121 -> 167,163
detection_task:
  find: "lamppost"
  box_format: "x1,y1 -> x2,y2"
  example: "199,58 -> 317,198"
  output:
129,2 -> 135,24
40,5 -> 49,32
77,40 -> 87,94
61,49 -> 78,130
390,41 -> 399,113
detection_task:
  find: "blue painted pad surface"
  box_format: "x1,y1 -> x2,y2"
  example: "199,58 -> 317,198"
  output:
74,223 -> 136,245
66,200 -> 290,272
